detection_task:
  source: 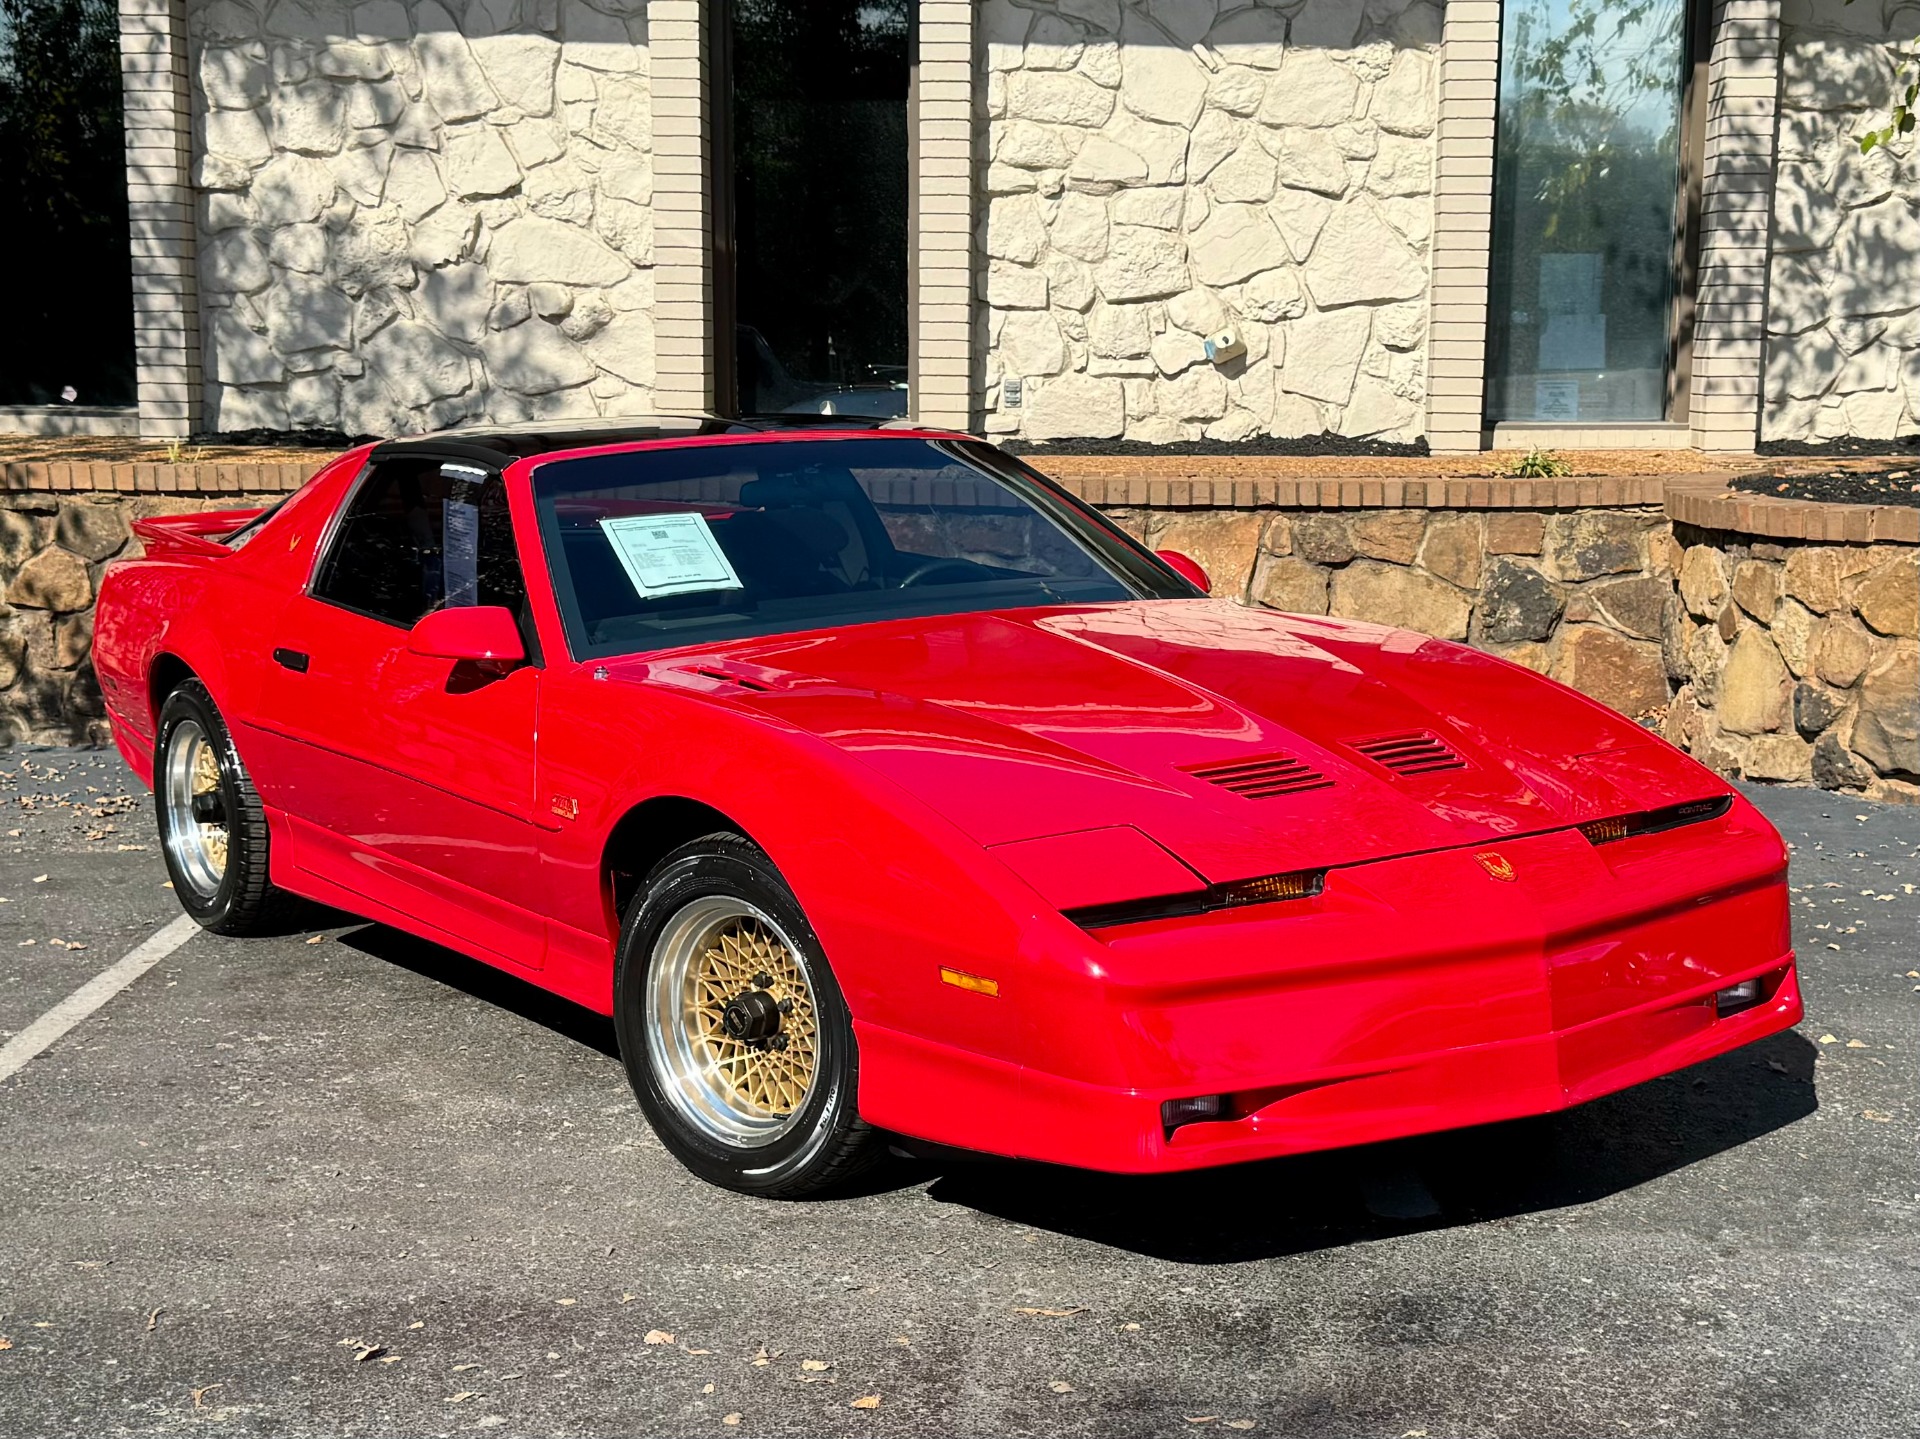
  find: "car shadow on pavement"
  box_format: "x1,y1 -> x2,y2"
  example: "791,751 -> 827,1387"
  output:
918,1030 -> 1820,1264
336,923 -> 620,1059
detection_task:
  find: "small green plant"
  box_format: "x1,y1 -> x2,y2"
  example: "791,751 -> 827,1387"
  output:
1504,447 -> 1573,479
162,438 -> 204,465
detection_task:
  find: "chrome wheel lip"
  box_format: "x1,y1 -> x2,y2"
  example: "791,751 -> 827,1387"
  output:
161,719 -> 228,899
645,895 -> 821,1150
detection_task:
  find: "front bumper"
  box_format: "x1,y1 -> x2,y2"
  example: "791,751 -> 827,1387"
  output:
859,954 -> 1798,1173
855,809 -> 1800,1173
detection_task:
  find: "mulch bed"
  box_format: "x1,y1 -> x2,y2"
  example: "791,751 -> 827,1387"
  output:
1004,432 -> 1430,459
1731,463 -> 1920,509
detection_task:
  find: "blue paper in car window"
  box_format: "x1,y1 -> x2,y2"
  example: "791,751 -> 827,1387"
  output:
443,498 -> 479,607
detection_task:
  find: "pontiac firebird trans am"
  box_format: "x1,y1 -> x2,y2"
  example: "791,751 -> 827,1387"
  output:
94,419 -> 1802,1196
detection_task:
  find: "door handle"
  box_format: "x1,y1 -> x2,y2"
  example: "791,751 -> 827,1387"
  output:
272,647 -> 310,673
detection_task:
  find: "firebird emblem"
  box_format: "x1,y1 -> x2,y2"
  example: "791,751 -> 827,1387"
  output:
1475,851 -> 1516,882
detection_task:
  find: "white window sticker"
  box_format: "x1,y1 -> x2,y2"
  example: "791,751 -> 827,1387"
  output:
599,512 -> 745,599
442,498 -> 479,607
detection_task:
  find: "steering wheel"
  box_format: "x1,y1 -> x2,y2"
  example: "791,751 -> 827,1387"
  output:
896,558 -> 982,588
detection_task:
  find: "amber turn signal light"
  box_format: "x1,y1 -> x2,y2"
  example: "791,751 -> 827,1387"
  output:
1218,870 -> 1321,905
1579,795 -> 1733,846
940,967 -> 999,997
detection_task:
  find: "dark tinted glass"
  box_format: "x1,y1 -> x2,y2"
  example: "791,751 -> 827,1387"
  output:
314,460 -> 526,627
727,0 -> 910,419
531,437 -> 1184,658
0,1 -> 133,405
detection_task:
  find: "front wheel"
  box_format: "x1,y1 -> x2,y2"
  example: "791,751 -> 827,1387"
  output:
613,833 -> 880,1198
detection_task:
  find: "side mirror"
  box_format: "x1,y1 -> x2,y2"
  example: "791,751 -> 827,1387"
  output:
407,605 -> 526,669
1156,549 -> 1211,595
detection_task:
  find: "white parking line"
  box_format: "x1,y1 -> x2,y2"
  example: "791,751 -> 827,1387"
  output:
0,914 -> 200,1085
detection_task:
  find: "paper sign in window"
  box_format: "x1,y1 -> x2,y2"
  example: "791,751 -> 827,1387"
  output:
599,513 -> 744,599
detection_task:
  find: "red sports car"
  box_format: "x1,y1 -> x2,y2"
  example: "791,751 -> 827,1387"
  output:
94,420 -> 1801,1196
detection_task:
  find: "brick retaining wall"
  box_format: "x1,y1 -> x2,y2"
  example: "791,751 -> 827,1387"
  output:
1,457 -> 1913,800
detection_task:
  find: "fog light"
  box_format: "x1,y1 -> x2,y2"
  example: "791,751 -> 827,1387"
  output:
1161,1094 -> 1226,1133
1715,979 -> 1763,1017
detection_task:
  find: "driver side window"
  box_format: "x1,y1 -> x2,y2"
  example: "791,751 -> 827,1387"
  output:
313,459 -> 526,628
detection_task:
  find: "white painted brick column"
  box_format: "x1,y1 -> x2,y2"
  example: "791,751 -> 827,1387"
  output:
1423,1 -> 1500,455
911,0 -> 973,431
119,0 -> 200,439
650,0 -> 714,415
1689,0 -> 1781,453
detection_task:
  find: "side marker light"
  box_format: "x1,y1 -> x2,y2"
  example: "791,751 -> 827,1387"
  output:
940,967 -> 999,997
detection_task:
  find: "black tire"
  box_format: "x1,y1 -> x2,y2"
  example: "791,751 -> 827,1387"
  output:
613,833 -> 881,1198
153,678 -> 289,935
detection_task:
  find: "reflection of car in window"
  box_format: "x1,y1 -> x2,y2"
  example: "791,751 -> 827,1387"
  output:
736,324 -> 909,419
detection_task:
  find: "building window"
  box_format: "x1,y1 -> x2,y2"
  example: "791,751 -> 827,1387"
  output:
1485,0 -> 1697,425
716,0 -> 912,420
0,0 -> 133,408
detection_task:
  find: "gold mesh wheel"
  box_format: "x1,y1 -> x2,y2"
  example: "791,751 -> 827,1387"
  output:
645,896 -> 823,1147
160,718 -> 229,898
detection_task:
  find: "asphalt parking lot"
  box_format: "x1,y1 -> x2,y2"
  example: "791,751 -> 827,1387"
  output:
0,748 -> 1914,1439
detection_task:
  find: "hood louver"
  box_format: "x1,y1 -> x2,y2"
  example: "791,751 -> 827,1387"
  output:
1351,730 -> 1469,776
1185,754 -> 1333,799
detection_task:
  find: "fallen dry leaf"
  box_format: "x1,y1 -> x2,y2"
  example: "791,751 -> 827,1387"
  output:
453,1363 -> 481,1372
353,1344 -> 386,1363
378,1355 -> 402,1365
556,1298 -> 577,1306
1224,1423 -> 1256,1432
1013,1306 -> 1085,1318
1863,1110 -> 1893,1122
702,1383 -> 715,1395
0,1336 -> 12,1351
644,1330 -> 676,1346
445,1391 -> 477,1403
1185,1417 -> 1218,1426
306,934 -> 327,945
1050,1380 -> 1074,1394
1818,1034 -> 1837,1044
850,1394 -> 882,1410
408,1322 -> 424,1330
620,1294 -> 637,1305
145,1308 -> 162,1333
191,1384 -> 223,1410
31,874 -> 46,883
722,1414 -> 742,1427
1846,1039 -> 1868,1049
801,1359 -> 831,1372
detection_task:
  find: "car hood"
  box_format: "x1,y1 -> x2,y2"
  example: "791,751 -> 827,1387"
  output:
623,601 -> 1724,885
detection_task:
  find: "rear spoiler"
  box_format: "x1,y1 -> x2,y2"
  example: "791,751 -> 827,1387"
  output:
129,507 -> 269,557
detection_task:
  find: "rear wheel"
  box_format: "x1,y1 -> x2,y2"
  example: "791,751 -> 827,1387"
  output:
153,679 -> 287,935
614,834 -> 880,1197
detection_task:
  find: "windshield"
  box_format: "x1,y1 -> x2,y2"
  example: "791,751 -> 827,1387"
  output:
530,436 -> 1189,658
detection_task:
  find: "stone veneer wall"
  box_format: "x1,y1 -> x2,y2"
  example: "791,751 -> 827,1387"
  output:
191,0 -> 655,437
1098,502 -> 1919,800
1764,0 -> 1920,441
979,0 -> 1440,446
0,495 -> 279,745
